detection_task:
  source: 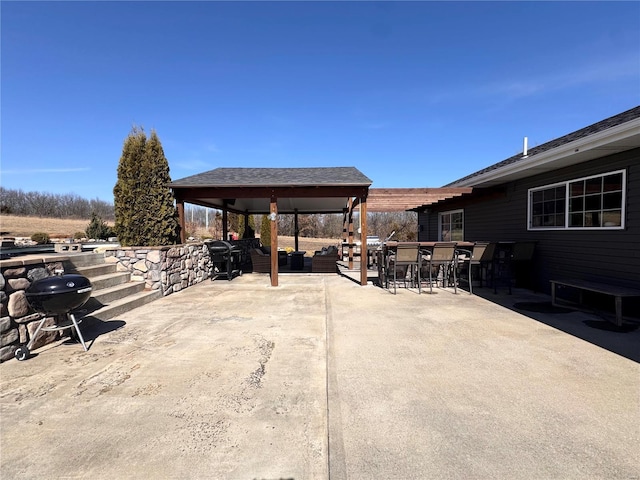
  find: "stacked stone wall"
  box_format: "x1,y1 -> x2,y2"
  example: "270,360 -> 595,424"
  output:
103,243 -> 212,296
1,243 -> 214,362
0,258 -> 67,362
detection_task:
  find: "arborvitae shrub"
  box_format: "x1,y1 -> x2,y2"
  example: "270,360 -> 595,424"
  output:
113,127 -> 180,246
259,215 -> 271,245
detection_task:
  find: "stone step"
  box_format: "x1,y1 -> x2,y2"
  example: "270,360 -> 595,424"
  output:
63,252 -> 106,268
89,272 -> 132,291
71,262 -> 117,278
62,250 -> 163,324
82,289 -> 162,322
84,281 -> 146,310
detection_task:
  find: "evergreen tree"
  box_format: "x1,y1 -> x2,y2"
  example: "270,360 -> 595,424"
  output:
85,212 -> 114,240
228,212 -> 241,238
113,127 -> 146,246
259,214 -> 271,245
140,130 -> 180,245
242,214 -> 256,238
113,127 -> 180,246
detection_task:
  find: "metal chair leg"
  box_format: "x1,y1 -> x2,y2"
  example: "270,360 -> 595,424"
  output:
452,261 -> 457,294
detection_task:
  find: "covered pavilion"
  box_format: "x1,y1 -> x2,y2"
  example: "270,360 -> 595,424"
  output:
170,167 -> 470,287
170,167 -> 372,286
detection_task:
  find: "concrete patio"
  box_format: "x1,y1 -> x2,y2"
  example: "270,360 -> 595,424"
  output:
1,270 -> 638,479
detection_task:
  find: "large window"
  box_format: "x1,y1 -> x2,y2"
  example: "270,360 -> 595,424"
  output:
439,209 -> 464,241
528,170 -> 625,230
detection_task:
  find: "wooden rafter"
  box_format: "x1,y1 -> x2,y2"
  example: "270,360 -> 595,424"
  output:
366,188 -> 472,212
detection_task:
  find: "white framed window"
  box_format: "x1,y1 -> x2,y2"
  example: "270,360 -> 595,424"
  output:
439,209 -> 464,241
528,169 -> 626,230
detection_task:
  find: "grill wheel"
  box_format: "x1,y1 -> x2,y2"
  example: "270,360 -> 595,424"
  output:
14,346 -> 30,361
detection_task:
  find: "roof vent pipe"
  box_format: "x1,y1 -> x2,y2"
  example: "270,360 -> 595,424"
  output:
523,136 -> 528,157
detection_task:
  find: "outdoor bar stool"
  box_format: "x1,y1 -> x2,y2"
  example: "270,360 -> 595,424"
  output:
491,242 -> 515,294
456,241 -> 490,295
376,250 -> 388,289
477,242 -> 496,288
390,243 -> 421,294
417,247 -> 432,289
422,242 -> 458,294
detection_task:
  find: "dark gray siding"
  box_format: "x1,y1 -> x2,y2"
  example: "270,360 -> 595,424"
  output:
420,148 -> 640,293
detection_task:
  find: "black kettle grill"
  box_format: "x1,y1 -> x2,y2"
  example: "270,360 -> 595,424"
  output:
15,272 -> 93,361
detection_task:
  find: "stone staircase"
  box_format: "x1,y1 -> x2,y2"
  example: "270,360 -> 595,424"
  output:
64,252 -> 161,321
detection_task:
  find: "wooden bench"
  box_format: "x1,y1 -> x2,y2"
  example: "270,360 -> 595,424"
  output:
550,279 -> 640,326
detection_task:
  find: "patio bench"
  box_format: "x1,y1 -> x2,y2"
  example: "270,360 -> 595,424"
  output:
550,279 -> 640,326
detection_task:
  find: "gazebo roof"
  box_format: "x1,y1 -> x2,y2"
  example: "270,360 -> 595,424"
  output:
170,167 -> 372,214
171,166 -> 372,188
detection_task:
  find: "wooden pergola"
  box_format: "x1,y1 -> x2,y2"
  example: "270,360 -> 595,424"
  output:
366,188 -> 473,212
170,167 -> 373,287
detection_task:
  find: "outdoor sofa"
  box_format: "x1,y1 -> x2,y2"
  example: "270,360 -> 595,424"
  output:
249,246 -> 288,273
249,248 -> 271,273
312,245 -> 339,273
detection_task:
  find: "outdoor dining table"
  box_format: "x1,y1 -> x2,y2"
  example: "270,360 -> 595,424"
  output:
383,241 -> 475,248
380,241 -> 475,290
382,241 -> 475,256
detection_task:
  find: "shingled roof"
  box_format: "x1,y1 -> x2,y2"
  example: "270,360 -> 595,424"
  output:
446,105 -> 640,188
171,167 -> 372,188
170,166 -> 372,215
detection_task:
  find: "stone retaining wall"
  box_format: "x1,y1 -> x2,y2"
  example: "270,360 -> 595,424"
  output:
0,257 -> 68,362
0,242 -> 218,362
103,243 -> 212,295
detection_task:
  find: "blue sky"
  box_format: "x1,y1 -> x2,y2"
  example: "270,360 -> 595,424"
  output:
2,1 -> 639,203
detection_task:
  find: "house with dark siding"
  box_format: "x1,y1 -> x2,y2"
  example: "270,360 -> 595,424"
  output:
416,106 -> 640,297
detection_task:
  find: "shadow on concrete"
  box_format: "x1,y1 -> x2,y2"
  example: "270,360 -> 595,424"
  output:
69,317 -> 127,350
325,262 -> 640,363
474,289 -> 640,364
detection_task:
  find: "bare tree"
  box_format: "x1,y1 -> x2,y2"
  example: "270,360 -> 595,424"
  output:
0,187 -> 114,219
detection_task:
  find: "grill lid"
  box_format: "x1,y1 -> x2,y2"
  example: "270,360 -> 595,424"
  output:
26,274 -> 93,297
25,273 -> 93,315
205,240 -> 241,252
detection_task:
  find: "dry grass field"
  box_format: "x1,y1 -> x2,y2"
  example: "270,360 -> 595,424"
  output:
0,215 -> 340,253
271,235 -> 341,254
0,215 -> 96,239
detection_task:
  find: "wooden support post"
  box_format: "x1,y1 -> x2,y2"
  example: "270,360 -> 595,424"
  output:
348,198 -> 354,270
270,197 -> 278,287
342,207 -> 348,261
176,200 -> 186,244
360,196 -> 368,286
294,209 -> 299,252
222,209 -> 228,241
